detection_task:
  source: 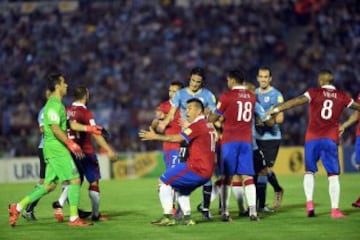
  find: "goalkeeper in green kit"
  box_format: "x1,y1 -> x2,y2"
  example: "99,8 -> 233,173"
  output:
8,73 -> 101,227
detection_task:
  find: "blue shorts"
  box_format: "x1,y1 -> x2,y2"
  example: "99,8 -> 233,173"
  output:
163,149 -> 180,169
356,136 -> 360,165
76,154 -> 101,183
304,139 -> 339,174
160,163 -> 209,195
220,142 -> 254,176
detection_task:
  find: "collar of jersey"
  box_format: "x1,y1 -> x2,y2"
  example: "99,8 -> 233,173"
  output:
186,87 -> 203,96
72,101 -> 87,108
321,84 -> 335,89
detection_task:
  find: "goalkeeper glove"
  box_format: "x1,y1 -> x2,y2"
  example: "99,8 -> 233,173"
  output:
85,125 -> 102,135
66,139 -> 84,159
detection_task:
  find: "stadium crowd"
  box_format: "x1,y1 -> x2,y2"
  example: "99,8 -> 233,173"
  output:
0,0 -> 359,157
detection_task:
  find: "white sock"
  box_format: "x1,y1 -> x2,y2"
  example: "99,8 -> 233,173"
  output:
58,184 -> 69,206
89,190 -> 100,217
210,183 -> 220,202
328,175 -> 340,209
177,195 -> 191,216
159,184 -> 173,215
219,184 -> 231,215
232,184 -> 246,212
16,203 -> 22,212
244,182 -> 256,216
303,173 -> 314,202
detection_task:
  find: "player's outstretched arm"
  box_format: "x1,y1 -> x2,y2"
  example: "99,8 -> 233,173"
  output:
69,121 -> 102,135
139,127 -> 184,142
157,106 -> 177,132
92,134 -> 117,161
267,95 -> 308,115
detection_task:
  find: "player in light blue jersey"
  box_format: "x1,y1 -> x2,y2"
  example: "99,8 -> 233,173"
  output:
21,90 -> 51,221
255,67 -> 284,210
160,67 -> 216,221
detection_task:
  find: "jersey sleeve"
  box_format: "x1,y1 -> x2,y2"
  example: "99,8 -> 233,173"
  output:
303,90 -> 311,102
38,107 -> 45,127
170,91 -> 181,108
45,103 -> 62,126
214,93 -> 227,116
206,90 -> 217,113
276,90 -> 284,104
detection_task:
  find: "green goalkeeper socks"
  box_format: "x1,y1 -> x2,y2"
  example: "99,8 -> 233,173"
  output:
68,184 -> 80,217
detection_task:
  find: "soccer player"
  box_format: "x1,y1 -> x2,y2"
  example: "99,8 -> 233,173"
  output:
139,98 -> 216,226
159,67 -> 217,220
8,73 -> 99,227
151,81 -> 183,215
151,81 -> 184,169
339,93 -> 360,208
65,86 -> 117,221
21,89 -> 51,221
266,69 -> 360,218
209,69 -> 270,221
255,67 -> 285,210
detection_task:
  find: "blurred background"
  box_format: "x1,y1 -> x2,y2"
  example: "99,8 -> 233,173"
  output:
0,0 -> 359,157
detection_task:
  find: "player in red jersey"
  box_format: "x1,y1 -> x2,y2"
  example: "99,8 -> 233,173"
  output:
151,81 -> 183,216
152,81 -> 184,169
209,69 -> 268,221
267,70 -> 360,218
139,98 -> 216,226
340,93 -> 360,207
64,86 -> 117,221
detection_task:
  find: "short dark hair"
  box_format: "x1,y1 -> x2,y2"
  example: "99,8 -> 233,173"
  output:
73,86 -> 88,100
190,67 -> 206,81
318,69 -> 334,84
186,98 -> 204,112
258,66 -> 272,77
170,81 -> 184,89
228,69 -> 246,84
47,73 -> 63,92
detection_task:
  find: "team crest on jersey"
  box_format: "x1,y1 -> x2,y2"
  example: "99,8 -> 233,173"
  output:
184,128 -> 192,135
264,96 -> 270,103
278,95 -> 284,103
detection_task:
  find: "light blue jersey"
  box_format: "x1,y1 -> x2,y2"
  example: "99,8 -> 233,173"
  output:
253,102 -> 270,150
171,87 -> 216,118
37,107 -> 45,149
255,87 -> 283,140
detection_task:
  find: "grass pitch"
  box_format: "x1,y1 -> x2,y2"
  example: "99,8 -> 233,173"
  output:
1,174 -> 359,240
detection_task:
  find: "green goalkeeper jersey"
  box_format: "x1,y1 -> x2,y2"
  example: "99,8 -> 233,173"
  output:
43,96 -> 69,159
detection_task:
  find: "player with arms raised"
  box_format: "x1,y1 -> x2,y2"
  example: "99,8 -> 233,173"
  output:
267,70 -> 360,218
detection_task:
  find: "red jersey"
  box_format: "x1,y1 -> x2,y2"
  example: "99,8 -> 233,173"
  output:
157,100 -> 181,150
181,116 -> 216,178
66,102 -> 95,154
215,86 -> 256,144
356,94 -> 360,137
304,85 -> 353,143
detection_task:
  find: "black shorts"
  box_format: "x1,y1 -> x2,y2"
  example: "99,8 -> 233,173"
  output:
38,148 -> 46,179
253,149 -> 266,174
256,139 -> 281,168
